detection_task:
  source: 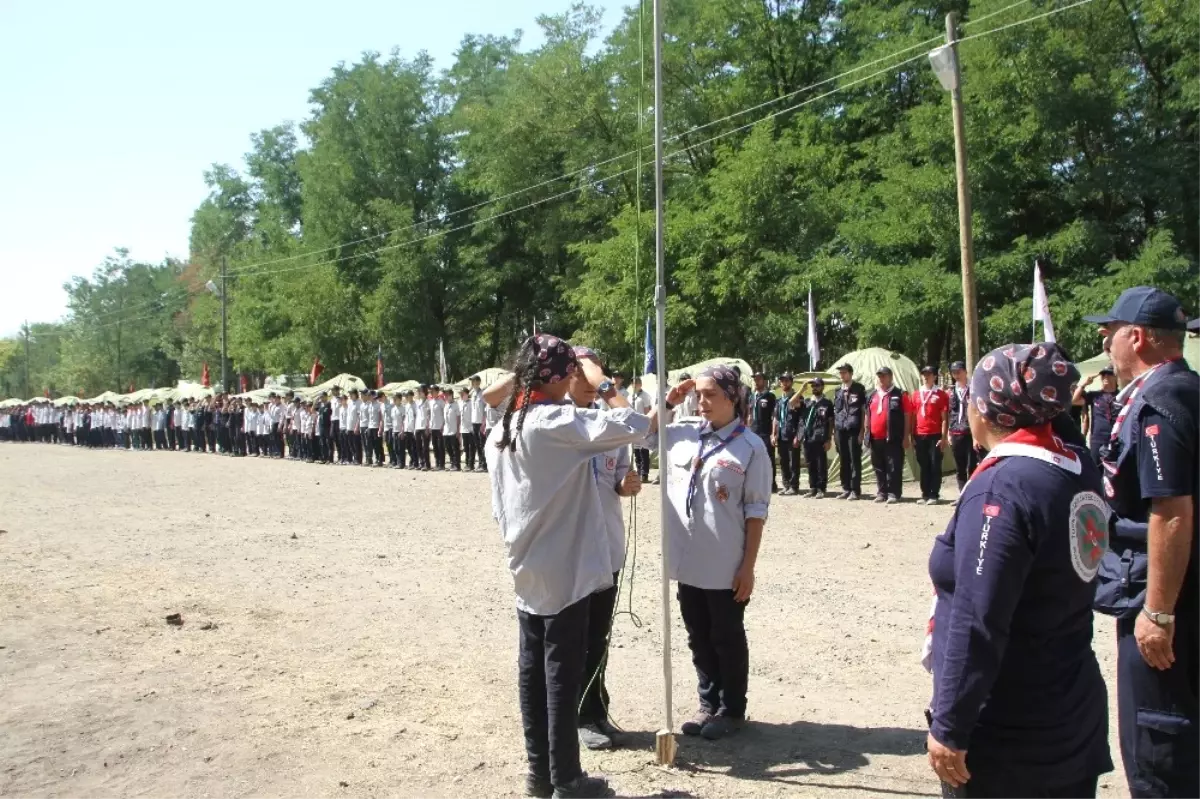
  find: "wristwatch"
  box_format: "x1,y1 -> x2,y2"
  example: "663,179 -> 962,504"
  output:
597,380 -> 615,397
1142,607 -> 1175,626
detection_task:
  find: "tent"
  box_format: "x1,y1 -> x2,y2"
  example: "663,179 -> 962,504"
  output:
639,356 -> 755,402
84,391 -> 122,405
52,396 -> 81,407
233,387 -> 277,403
824,347 -> 924,485
0,398 -> 24,408
455,368 -> 511,390
27,396 -> 51,404
310,373 -> 367,396
123,388 -> 158,403
379,380 -> 422,394
168,382 -> 214,402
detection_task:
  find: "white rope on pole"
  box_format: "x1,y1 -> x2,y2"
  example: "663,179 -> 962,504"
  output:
651,0 -> 676,768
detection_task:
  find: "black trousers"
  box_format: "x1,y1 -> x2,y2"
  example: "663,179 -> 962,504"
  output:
404,432 -> 416,466
517,595 -> 589,787
764,440 -> 778,490
915,434 -> 945,500
473,423 -> 487,470
464,425 -> 478,469
154,430 -> 166,449
1116,610 -> 1199,798
836,428 -> 863,494
348,431 -> 363,464
633,447 -> 651,480
677,583 -> 748,718
446,434 -> 461,469
579,573 -> 619,725
415,430 -> 430,469
870,438 -> 904,498
778,437 -> 799,491
804,440 -> 829,491
950,432 -> 978,492
941,774 -> 1099,798
363,429 -> 377,463
432,430 -> 445,468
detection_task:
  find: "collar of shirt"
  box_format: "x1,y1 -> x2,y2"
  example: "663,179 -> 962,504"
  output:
702,417 -> 743,440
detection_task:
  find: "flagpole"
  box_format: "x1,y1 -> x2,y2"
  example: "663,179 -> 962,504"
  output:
651,0 -> 676,768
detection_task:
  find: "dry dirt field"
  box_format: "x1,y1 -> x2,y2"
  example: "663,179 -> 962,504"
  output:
1,444 -> 1126,798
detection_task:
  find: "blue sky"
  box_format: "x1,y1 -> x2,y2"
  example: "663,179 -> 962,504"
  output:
0,0 -> 625,336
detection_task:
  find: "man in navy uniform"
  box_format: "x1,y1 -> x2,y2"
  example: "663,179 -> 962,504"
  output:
749,371 -> 778,492
1074,366 -> 1119,465
772,372 -> 800,495
833,363 -> 867,500
946,360 -> 976,499
799,378 -> 834,498
1086,287 -> 1198,798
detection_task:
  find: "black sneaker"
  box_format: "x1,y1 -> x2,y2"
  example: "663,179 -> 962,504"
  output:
681,710 -> 713,736
525,774 -> 553,798
700,715 -> 745,740
595,718 -> 627,748
552,773 -> 614,798
578,723 -> 612,750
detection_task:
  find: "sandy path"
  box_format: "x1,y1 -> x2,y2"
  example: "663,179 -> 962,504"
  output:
0,445 -> 1125,798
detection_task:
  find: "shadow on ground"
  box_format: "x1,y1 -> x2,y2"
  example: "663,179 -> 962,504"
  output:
666,719 -> 934,795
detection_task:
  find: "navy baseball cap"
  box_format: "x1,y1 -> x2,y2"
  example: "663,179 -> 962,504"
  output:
949,360 -> 966,372
810,377 -> 825,387
920,365 -> 937,375
1083,286 -> 1188,330
1189,318 -> 1200,332
1099,366 -> 1115,376
876,366 -> 893,376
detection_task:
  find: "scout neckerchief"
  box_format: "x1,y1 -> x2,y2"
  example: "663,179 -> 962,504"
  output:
1106,361 -> 1173,451
686,421 -> 747,517
805,395 -> 823,434
953,382 -> 968,425
918,385 -> 939,423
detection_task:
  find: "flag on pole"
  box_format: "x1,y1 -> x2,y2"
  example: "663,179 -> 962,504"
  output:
1033,261 -> 1056,343
643,316 -> 656,376
128,382 -> 135,393
806,286 -> 821,370
201,362 -> 211,388
43,387 -> 50,398
375,345 -> 384,389
239,373 -> 248,394
438,339 -> 450,385
309,357 -> 324,386
532,317 -> 538,337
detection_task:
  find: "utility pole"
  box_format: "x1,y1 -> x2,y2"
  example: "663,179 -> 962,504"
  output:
115,285 -> 123,392
945,12 -> 978,368
23,320 -> 30,398
220,256 -> 229,393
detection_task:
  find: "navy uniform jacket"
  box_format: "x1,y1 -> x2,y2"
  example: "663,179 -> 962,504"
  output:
801,396 -> 834,444
929,441 -> 1113,783
1084,390 -> 1117,450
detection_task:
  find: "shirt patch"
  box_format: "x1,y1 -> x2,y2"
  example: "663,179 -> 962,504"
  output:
983,504 -> 1002,517
715,483 -> 730,503
1068,491 -> 1109,582
1145,424 -> 1159,436
605,456 -> 616,472
715,458 -> 745,475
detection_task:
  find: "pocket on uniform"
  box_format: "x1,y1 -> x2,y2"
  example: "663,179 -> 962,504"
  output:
1093,548 -> 1147,619
1133,710 -> 1196,793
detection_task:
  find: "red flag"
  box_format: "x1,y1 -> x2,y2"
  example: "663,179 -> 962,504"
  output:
239,373 -> 248,393
201,362 -> 211,388
310,357 -> 325,386
43,387 -> 50,398
128,382 -> 135,393
375,346 -> 384,389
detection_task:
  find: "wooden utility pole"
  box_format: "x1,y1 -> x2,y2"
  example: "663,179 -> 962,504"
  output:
945,11 -> 979,368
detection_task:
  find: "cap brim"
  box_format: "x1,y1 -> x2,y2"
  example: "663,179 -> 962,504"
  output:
1082,314 -> 1117,324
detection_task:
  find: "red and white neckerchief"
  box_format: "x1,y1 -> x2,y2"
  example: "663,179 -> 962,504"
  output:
918,387 -> 938,420
922,423 -> 1080,673
954,384 -> 968,424
1105,360 -> 1175,458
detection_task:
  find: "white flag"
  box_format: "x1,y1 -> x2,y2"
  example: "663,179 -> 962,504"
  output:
1033,263 -> 1056,343
438,339 -> 450,384
807,286 -> 820,370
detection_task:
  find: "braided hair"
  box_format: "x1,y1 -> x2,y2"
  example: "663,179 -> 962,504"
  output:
495,339 -> 542,452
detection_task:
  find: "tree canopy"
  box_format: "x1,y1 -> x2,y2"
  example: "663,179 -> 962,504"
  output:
4,0 -> 1196,398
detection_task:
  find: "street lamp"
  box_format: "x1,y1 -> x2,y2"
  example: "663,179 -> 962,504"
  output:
929,12 -> 979,369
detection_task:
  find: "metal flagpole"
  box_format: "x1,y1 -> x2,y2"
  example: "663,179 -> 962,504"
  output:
652,0 -> 676,767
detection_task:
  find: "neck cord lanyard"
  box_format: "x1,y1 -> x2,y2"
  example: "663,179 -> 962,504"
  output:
1102,361 -> 1172,474
685,423 -> 746,517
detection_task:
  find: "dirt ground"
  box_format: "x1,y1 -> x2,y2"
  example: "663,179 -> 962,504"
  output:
0,444 -> 1126,798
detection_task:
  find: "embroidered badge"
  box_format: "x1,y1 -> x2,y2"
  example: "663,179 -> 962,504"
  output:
716,483 -> 730,503
1069,491 -> 1110,582
715,458 -> 745,475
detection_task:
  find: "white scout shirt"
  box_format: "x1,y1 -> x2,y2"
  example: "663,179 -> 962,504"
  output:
345,399 -> 361,431
488,404 -> 651,615
469,389 -> 485,426
647,418 -> 771,590
414,399 -> 429,431
429,397 -> 445,430
443,399 -> 461,437
595,444 -> 632,569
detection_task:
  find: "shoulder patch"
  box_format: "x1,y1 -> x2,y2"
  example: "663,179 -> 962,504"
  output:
1068,491 -> 1109,582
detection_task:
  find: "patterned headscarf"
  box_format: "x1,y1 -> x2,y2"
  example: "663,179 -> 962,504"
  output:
970,342 -> 1079,429
530,334 -> 578,385
699,365 -> 742,403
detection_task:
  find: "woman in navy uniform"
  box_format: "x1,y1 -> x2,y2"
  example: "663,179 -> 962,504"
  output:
926,342 -> 1113,797
1086,287 -> 1198,798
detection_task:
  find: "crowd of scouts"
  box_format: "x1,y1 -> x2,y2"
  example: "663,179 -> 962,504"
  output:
0,381 -> 497,471
1,286 -> 1196,799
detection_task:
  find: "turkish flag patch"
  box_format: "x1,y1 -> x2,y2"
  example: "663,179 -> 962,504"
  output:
983,504 -> 1002,517
1145,424 -> 1160,436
